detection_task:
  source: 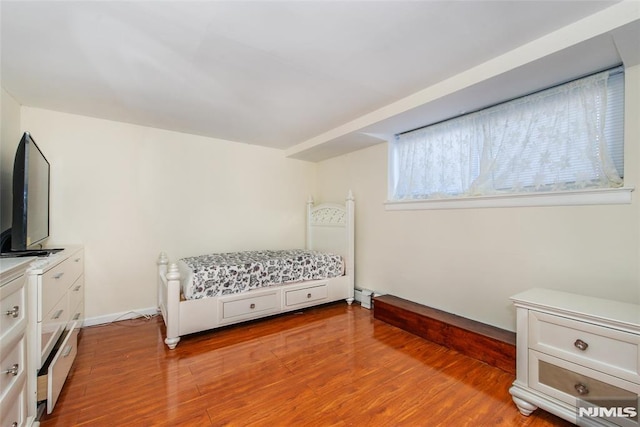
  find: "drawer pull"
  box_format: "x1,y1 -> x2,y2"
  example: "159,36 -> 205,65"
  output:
53,272 -> 65,279
74,258 -> 81,262
62,345 -> 73,357
73,285 -> 82,292
574,339 -> 589,351
5,305 -> 19,318
307,293 -> 312,299
250,303 -> 256,309
52,309 -> 64,320
12,422 -> 18,427
73,312 -> 81,321
4,363 -> 19,376
574,383 -> 589,395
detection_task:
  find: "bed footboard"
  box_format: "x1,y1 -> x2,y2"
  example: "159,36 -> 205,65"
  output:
157,253 -> 181,349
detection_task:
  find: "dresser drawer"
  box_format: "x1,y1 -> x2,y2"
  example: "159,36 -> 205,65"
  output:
530,350 -> 639,426
221,290 -> 280,323
285,283 -> 328,307
41,250 -> 83,318
0,275 -> 27,344
0,335 -> 25,399
38,326 -> 79,414
67,276 -> 84,324
68,297 -> 84,330
0,373 -> 27,427
39,295 -> 68,368
65,250 -> 84,284
529,310 -> 640,384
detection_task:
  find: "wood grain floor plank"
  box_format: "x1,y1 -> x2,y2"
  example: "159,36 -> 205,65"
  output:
39,303 -> 571,426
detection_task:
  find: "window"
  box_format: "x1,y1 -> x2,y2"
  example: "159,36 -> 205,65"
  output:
388,67 -> 625,207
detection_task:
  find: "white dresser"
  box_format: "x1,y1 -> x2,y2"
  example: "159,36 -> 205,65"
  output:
1,257 -> 35,427
509,288 -> 640,427
27,246 -> 84,417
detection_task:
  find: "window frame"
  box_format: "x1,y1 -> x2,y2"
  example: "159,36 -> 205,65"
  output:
384,186 -> 633,210
386,67 -> 633,210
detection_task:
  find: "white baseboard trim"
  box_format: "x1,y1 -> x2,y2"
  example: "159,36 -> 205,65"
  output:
83,307 -> 159,327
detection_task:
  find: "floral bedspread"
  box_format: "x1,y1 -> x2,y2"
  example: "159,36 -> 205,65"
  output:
180,249 -> 344,300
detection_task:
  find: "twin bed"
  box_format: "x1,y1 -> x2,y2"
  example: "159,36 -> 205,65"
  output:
156,192 -> 355,349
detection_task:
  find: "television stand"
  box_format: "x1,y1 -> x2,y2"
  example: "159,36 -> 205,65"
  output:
0,248 -> 64,258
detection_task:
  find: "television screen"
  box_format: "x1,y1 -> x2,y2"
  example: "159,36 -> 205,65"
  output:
11,132 -> 50,251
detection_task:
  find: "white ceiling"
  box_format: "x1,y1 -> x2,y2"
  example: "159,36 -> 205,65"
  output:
0,1 -> 627,158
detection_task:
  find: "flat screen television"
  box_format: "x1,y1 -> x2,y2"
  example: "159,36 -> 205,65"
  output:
9,132 -> 51,254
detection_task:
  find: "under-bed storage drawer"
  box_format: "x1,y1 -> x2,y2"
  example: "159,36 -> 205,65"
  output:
221,290 -> 280,323
37,325 -> 79,414
285,283 -> 328,307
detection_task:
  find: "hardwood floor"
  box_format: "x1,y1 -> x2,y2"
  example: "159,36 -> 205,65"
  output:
39,303 -> 572,426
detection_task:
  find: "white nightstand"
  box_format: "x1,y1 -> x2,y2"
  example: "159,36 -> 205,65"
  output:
509,288 -> 639,427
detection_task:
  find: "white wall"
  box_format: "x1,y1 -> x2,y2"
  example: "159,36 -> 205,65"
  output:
0,87 -> 22,232
9,69 -> 640,332
21,108 -> 317,322
317,65 -> 640,332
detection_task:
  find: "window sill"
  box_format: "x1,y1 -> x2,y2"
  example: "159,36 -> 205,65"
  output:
384,187 -> 634,211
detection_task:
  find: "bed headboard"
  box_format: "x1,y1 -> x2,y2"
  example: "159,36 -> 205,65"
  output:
306,191 -> 355,281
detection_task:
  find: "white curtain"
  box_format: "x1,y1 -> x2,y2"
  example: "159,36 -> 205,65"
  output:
391,69 -> 623,200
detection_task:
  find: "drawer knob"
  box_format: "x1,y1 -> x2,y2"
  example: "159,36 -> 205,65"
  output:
12,422 -> 18,427
574,339 -> 589,351
53,272 -> 65,279
307,293 -> 312,299
4,363 -> 19,376
5,305 -> 19,318
574,383 -> 589,395
250,303 -> 256,309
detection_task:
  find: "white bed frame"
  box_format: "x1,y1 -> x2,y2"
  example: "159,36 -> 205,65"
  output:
156,191 -> 355,349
